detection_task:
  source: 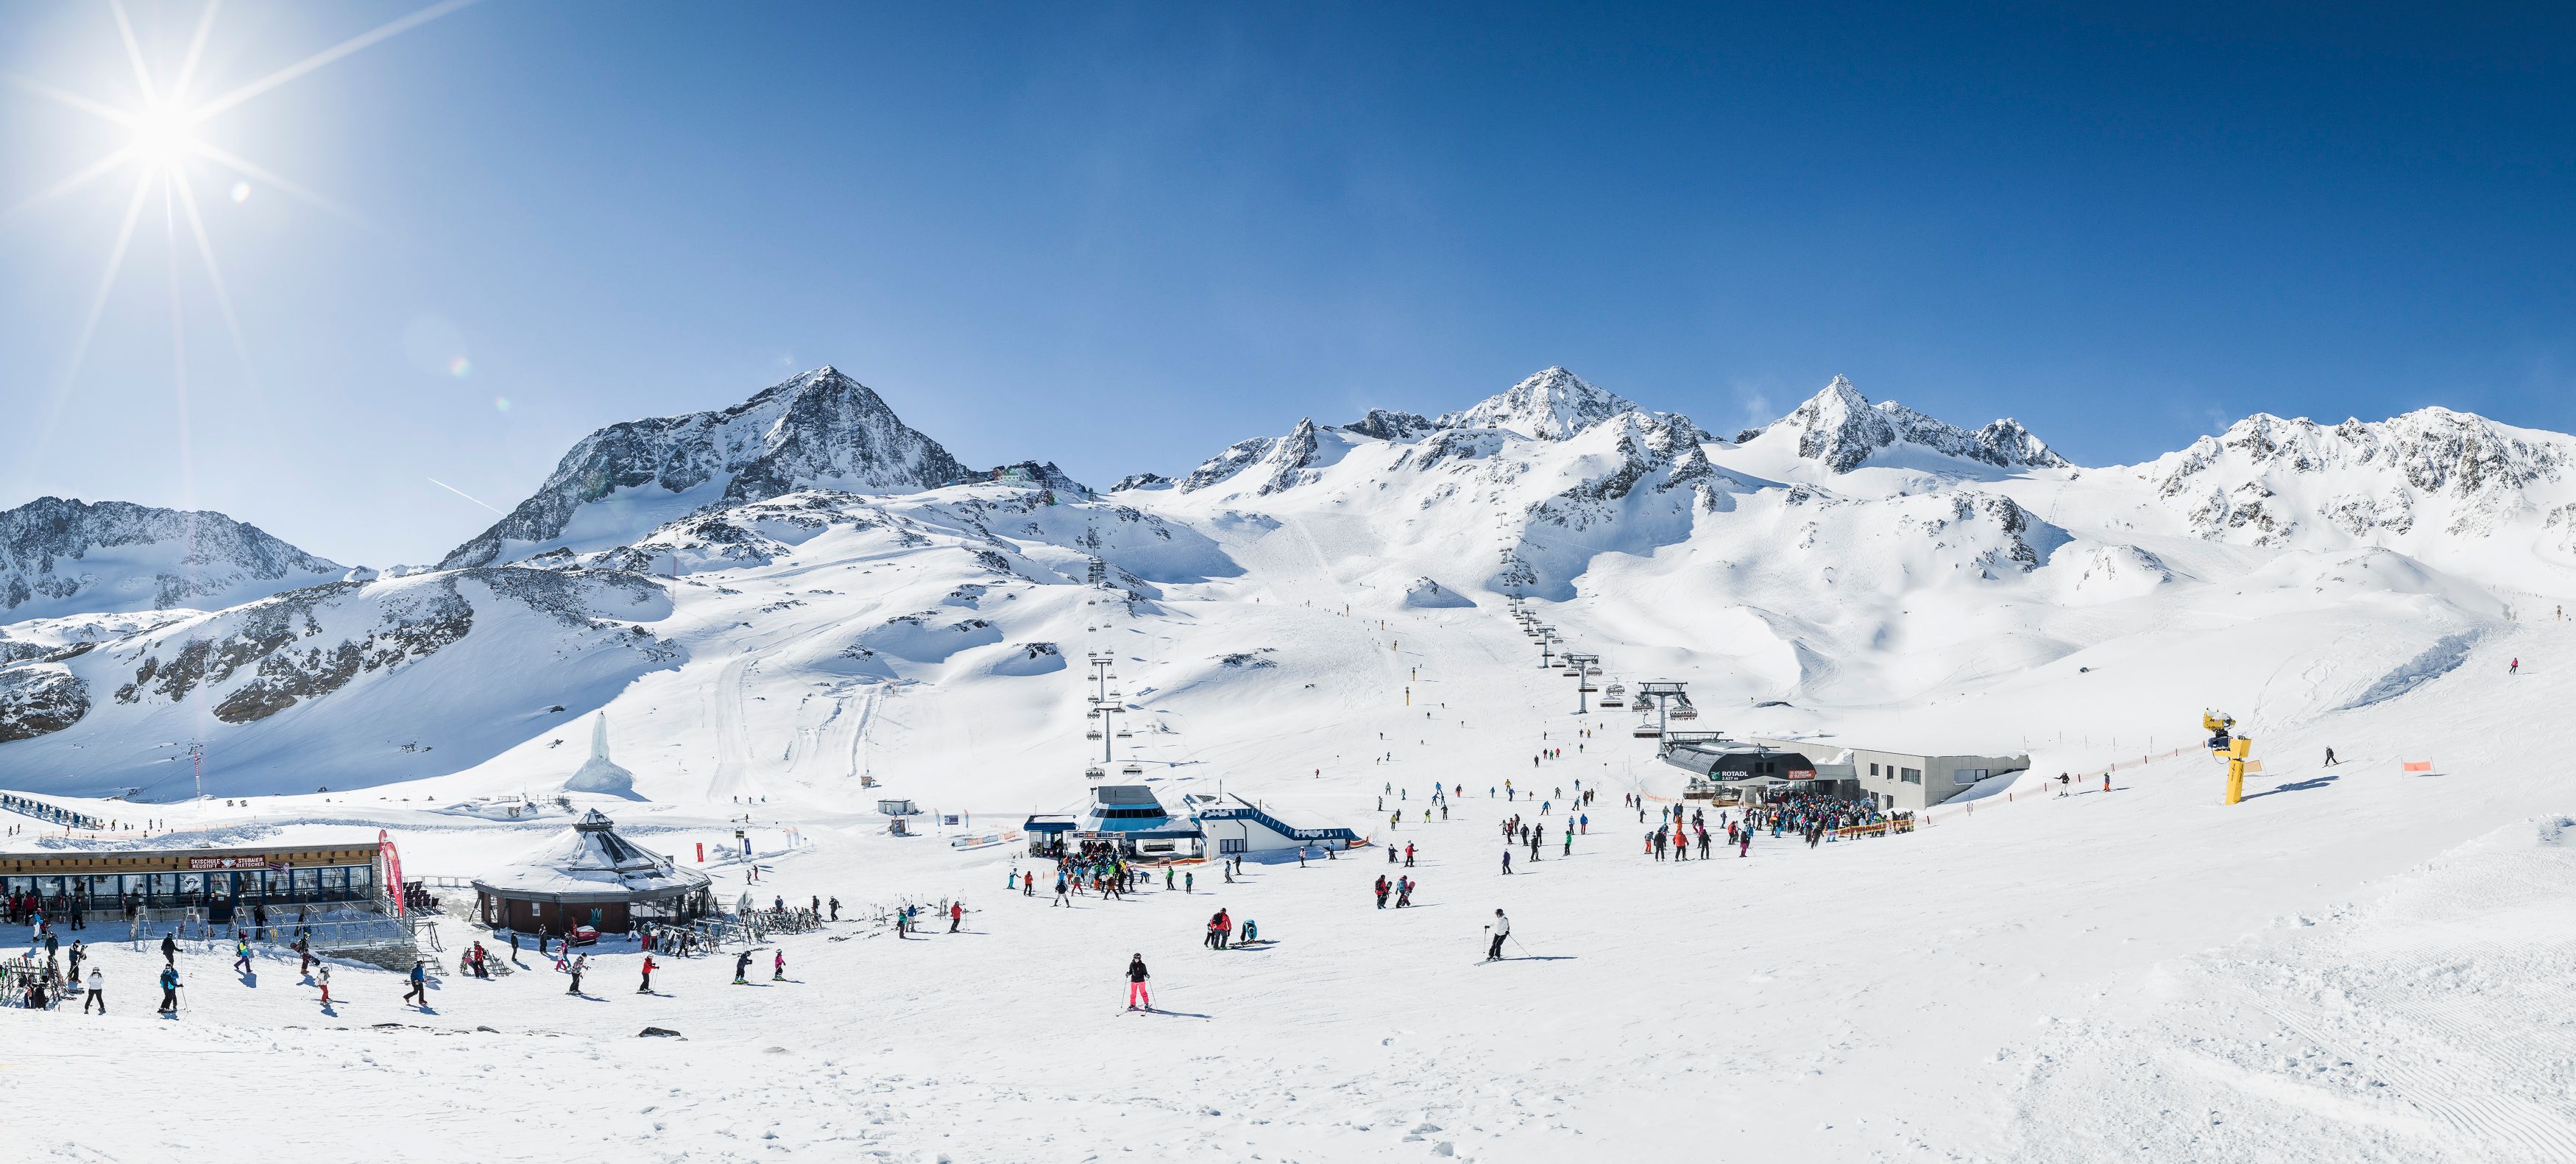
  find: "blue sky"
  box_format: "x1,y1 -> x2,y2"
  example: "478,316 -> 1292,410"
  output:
4,1 -> 2572,566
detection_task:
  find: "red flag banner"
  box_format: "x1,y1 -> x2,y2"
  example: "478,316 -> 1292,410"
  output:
380,829 -> 406,917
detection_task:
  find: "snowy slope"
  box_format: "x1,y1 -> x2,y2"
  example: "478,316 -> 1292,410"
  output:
0,495 -> 346,622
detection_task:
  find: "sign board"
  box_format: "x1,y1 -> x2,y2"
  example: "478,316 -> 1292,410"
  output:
186,856 -> 288,870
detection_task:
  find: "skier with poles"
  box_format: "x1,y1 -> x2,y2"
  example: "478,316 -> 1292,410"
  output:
1125,953 -> 1152,1011
1485,909 -> 1510,962
158,964 -> 181,1015
638,955 -> 657,993
734,950 -> 754,984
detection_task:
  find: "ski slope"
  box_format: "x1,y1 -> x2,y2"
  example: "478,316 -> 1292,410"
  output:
12,599 -> 2574,1163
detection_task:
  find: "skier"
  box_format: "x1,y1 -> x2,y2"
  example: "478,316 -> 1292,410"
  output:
232,935 -> 252,975
2103,772 -> 2112,793
1184,872 -> 1195,894
403,959 -> 428,1007
638,955 -> 657,993
1125,953 -> 1152,1011
160,931 -> 178,967
773,950 -> 787,981
1375,875 -> 1391,909
829,896 -> 841,921
158,965 -> 181,1015
2511,657 -> 2520,674
1404,843 -> 1416,867
1055,875 -> 1070,907
2324,747 -> 2339,766
1485,909 -> 1510,961
1501,849 -> 1512,875
566,953 -> 587,995
949,901 -> 963,933
1395,876 -> 1414,908
82,967 -> 104,1014
316,963 -> 333,1007
734,950 -> 754,984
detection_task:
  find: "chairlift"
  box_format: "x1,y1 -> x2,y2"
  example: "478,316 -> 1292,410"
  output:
1122,763 -> 1144,776
1086,729 -> 1103,741
1632,722 -> 1662,738
1586,666 -> 1602,676
1672,708 -> 1699,721
1116,729 -> 1134,738
1578,682 -> 1597,693
1085,766 -> 1106,781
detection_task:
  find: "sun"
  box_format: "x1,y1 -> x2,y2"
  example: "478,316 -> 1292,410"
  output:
128,101 -> 199,170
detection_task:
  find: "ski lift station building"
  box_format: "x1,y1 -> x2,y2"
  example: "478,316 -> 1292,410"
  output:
471,810 -> 714,937
1025,786 -> 1363,859
1662,737 -> 2028,811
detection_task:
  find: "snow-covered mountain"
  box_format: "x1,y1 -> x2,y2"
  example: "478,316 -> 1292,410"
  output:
0,496 -> 345,623
439,367 -> 970,570
1737,375 -> 2067,473
2138,408 -> 2576,554
1,361 -> 2564,800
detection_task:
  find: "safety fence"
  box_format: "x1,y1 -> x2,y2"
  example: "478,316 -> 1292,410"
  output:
0,792 -> 109,832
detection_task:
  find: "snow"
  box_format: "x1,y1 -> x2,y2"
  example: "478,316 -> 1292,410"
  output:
6,366 -> 2576,1161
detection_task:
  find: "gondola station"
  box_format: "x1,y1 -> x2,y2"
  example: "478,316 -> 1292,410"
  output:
471,810 -> 714,937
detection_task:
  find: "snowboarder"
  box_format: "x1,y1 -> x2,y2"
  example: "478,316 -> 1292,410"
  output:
639,956 -> 657,993
734,950 -> 754,984
403,959 -> 428,1007
1375,875 -> 1391,909
1485,909 -> 1510,961
1125,953 -> 1152,1011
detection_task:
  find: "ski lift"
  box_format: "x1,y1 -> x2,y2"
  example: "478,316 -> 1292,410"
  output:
1121,763 -> 1144,776
1586,666 -> 1602,676
1578,681 -> 1596,693
1117,729 -> 1134,738
1632,722 -> 1662,738
1672,708 -> 1699,721
1085,766 -> 1106,781
1086,728 -> 1103,740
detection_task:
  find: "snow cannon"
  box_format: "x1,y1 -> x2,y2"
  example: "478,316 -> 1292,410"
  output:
2221,736 -> 2256,806
2202,709 -> 2237,754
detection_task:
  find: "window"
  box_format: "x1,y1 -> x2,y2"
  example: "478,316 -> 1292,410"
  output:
1900,768 -> 1922,784
1870,763 -> 1880,777
1218,838 -> 1247,855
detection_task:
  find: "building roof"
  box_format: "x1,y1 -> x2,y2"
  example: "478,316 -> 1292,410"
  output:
471,810 -> 712,903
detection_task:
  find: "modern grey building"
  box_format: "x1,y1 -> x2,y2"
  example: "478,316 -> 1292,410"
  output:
1744,736 -> 2028,811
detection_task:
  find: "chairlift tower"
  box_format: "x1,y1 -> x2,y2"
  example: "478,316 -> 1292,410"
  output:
1563,653 -> 1600,714
1536,628 -> 1558,668
1632,681 -> 1695,744
1086,557 -> 1108,588
1086,652 -> 1117,705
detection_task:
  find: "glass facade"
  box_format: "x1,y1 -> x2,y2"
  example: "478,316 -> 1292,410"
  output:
2,859 -> 379,911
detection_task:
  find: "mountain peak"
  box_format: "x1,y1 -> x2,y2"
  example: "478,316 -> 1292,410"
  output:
0,496 -> 344,621
440,368 -> 968,569
1437,367 -> 1642,441
1761,376 -> 2067,473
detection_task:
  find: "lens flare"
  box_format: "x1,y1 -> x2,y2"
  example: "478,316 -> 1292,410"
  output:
492,395 -> 511,412
447,356 -> 471,378
229,181 -> 249,203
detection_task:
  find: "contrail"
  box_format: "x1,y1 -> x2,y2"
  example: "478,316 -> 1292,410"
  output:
428,477 -> 504,513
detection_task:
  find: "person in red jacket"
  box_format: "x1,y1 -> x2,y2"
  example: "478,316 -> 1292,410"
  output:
637,955 -> 657,994
949,901 -> 963,933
